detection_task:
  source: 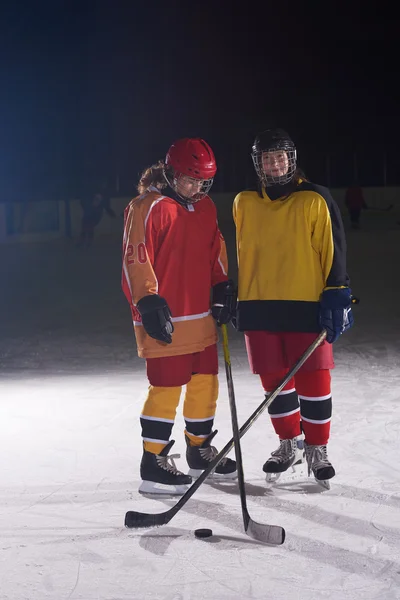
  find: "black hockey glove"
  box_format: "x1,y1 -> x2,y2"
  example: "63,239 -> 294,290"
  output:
136,294 -> 174,344
211,279 -> 237,326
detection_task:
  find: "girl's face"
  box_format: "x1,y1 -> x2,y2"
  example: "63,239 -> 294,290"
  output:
262,150 -> 289,177
175,175 -> 203,199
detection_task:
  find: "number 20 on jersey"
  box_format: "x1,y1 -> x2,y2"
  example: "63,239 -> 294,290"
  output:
126,243 -> 147,265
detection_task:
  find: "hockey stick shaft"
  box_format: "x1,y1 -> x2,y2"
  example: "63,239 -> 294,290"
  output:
366,204 -> 393,211
221,324 -> 285,544
125,329 -> 327,529
220,328 -> 327,445
221,324 -> 250,529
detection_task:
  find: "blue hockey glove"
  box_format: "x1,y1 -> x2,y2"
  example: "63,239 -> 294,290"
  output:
320,288 -> 354,344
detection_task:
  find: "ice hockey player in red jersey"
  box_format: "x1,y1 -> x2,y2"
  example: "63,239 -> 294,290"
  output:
233,128 -> 354,486
122,138 -> 237,495
345,184 -> 367,229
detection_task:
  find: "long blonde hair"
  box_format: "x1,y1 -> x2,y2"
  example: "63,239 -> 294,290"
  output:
137,160 -> 167,194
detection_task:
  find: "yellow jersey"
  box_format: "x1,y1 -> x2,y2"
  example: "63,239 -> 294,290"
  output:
233,181 -> 349,332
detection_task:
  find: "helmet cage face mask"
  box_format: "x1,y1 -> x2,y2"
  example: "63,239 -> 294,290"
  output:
252,147 -> 297,186
164,167 -> 213,204
251,129 -> 297,186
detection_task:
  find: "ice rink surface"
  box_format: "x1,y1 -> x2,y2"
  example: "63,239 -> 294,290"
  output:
1,209 -> 399,600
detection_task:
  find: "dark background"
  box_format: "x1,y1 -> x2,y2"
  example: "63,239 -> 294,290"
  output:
1,1 -> 398,200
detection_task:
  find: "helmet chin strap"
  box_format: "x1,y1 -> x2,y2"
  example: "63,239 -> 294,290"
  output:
163,170 -> 187,205
164,183 -> 197,208
163,167 -> 208,206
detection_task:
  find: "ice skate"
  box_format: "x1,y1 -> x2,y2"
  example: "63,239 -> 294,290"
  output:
139,440 -> 192,496
263,435 -> 306,483
304,442 -> 335,490
186,430 -> 237,480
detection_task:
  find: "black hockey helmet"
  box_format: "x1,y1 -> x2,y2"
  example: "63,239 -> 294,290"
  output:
251,128 -> 297,186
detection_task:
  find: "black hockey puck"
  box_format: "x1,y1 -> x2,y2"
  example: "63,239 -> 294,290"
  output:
194,528 -> 213,538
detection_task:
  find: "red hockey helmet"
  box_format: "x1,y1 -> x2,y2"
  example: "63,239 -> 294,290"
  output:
164,138 -> 217,203
165,138 -> 217,180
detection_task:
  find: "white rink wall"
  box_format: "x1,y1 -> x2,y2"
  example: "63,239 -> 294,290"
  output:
0,186 -> 399,243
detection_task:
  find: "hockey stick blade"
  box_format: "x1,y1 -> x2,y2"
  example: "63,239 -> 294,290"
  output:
125,330 -> 326,531
241,502 -> 285,544
246,517 -> 285,545
125,456 -> 222,529
368,203 -> 393,212
125,506 -> 177,529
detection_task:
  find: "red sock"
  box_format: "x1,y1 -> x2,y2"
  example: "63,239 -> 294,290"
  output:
295,370 -> 332,445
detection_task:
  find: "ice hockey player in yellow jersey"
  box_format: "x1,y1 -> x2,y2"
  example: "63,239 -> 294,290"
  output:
233,128 -> 354,486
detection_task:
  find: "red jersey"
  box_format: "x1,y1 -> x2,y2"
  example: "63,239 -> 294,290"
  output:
345,186 -> 366,210
122,187 -> 228,358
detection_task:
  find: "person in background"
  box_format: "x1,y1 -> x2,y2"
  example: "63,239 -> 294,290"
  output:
78,183 -> 116,248
345,183 -> 367,229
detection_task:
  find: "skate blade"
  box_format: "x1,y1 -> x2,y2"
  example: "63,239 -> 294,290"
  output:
188,468 -> 238,481
266,469 -> 332,493
138,480 -> 190,496
265,461 -> 307,484
315,478 -> 330,490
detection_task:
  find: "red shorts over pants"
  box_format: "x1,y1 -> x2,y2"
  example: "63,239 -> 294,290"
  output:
245,331 -> 334,446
